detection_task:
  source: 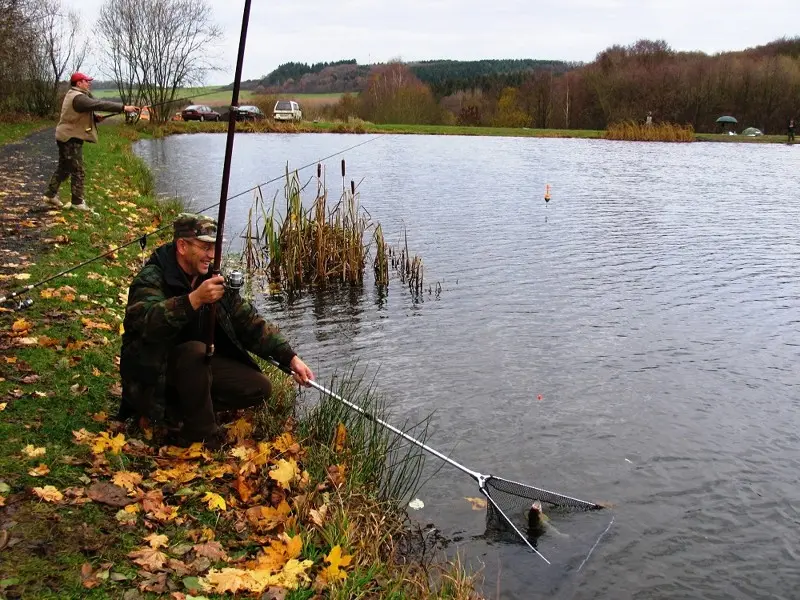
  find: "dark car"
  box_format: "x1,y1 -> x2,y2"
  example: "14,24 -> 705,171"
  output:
181,105 -> 220,122
233,105 -> 265,121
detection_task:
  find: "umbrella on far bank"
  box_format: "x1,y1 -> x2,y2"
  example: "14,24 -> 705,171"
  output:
716,116 -> 738,124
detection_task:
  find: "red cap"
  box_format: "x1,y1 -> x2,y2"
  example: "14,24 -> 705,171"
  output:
70,72 -> 93,85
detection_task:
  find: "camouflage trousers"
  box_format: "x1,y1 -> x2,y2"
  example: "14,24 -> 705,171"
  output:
45,138 -> 85,204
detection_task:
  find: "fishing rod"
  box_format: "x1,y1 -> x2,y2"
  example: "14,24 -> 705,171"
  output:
204,0 -> 252,362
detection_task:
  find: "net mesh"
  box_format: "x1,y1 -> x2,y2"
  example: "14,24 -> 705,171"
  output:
481,474 -> 611,571
484,475 -> 600,533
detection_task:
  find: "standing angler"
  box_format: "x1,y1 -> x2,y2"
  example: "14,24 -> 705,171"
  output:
42,72 -> 139,213
118,213 -> 315,449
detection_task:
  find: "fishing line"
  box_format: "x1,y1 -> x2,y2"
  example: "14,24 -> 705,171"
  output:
577,515 -> 614,572
0,134 -> 384,307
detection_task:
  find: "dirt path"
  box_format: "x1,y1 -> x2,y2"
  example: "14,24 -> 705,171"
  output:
0,129 -> 59,300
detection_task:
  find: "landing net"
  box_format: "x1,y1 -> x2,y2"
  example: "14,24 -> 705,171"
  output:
481,475 -> 614,573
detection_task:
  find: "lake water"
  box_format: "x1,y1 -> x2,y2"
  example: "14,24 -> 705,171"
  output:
135,133 -> 800,599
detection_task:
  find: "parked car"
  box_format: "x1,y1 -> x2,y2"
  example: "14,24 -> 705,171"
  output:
273,100 -> 302,122
181,105 -> 220,122
233,105 -> 266,121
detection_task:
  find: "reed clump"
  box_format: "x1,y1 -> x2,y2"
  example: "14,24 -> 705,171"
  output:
605,120 -> 695,142
243,160 -> 396,296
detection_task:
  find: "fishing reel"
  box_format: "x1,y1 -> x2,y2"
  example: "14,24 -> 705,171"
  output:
225,270 -> 244,292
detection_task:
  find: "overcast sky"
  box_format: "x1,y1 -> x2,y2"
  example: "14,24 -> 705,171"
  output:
67,0 -> 800,85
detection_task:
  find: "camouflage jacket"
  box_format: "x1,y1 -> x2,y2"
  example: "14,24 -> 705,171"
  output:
120,242 -> 296,423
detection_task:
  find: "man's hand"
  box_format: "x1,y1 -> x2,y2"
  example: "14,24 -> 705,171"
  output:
123,105 -> 139,113
289,355 -> 314,386
188,275 -> 225,310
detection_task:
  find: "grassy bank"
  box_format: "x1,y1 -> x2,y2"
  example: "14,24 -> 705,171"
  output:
0,118 -> 53,145
0,124 -> 479,599
133,118 -> 799,143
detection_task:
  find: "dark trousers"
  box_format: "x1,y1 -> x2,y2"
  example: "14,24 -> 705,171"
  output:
45,138 -> 85,204
166,341 -> 271,438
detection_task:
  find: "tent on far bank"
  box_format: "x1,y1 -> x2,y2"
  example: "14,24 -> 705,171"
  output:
716,115 -> 738,133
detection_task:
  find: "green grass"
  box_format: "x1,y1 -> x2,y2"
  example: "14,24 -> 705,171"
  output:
0,119 -> 54,145
696,133 -> 791,143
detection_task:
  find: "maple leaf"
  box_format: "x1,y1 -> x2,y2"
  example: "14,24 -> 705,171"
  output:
272,432 -> 295,454
192,540 -> 229,562
81,317 -> 112,330
0,403 -> 6,411
202,567 -> 252,593
309,503 -> 328,527
0,495 -> 6,507
91,431 -> 126,455
143,533 -> 169,549
92,411 -> 108,422
322,545 -> 353,582
234,475 -> 255,503
333,422 -> 347,452
227,417 -> 253,442
203,463 -> 234,480
22,444 -> 46,458
72,428 -> 94,444
464,497 -> 488,510
128,546 -> 168,570
230,445 -> 254,461
245,501 -> 291,532
33,485 -> 63,502
202,491 -> 227,511
11,318 -> 31,332
252,533 -> 303,572
253,558 -> 314,590
269,459 -> 299,490
28,463 -> 50,477
112,470 -> 143,491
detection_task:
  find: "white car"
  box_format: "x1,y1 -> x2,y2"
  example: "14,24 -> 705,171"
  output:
273,100 -> 302,122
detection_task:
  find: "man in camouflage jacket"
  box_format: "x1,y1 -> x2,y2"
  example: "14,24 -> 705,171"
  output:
119,213 -> 314,447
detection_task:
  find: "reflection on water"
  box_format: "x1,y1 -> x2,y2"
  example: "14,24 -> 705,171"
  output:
135,133 -> 800,599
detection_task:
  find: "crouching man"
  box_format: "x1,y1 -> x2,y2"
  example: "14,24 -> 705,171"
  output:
118,213 -> 314,448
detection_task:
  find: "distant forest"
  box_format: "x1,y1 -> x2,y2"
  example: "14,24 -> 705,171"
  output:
245,58 -> 575,95
249,38 -> 800,134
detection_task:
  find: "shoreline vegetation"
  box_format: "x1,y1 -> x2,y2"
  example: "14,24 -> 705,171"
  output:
1,114 -> 792,144
129,117 -> 792,143
0,124 -> 482,599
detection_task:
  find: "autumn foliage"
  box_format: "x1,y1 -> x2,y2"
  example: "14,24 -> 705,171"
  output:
318,38 -> 800,134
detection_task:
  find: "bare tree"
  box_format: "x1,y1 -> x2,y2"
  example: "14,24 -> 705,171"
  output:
97,0 -> 222,122
0,0 -> 85,115
27,0 -> 88,115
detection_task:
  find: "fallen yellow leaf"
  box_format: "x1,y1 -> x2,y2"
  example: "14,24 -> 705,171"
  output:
22,444 -> 46,458
128,546 -> 167,570
464,497 -> 488,510
269,459 -> 299,490
11,318 -> 31,332
28,463 -> 50,477
33,485 -> 63,502
143,533 -> 169,549
321,545 -> 352,582
333,422 -> 347,452
202,491 -> 227,511
91,432 -> 126,455
112,470 -> 143,491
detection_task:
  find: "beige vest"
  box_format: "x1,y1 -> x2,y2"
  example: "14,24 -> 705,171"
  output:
55,88 -> 97,143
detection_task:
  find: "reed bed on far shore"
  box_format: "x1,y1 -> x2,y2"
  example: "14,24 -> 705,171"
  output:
605,120 -> 695,142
